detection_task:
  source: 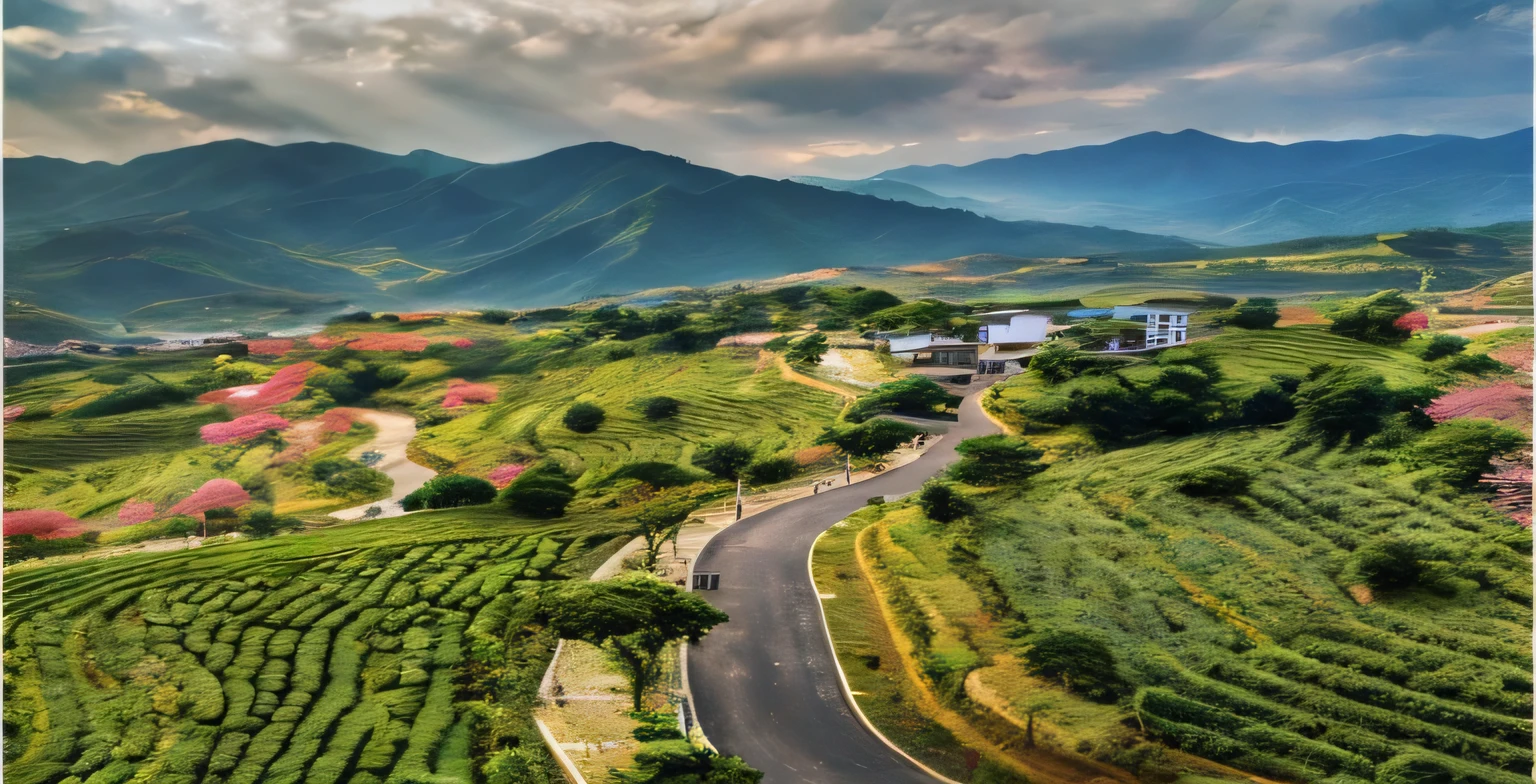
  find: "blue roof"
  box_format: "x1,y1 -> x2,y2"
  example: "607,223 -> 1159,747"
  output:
1067,308 -> 1114,318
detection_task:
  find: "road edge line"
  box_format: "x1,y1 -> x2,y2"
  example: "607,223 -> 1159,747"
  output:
807,526 -> 965,784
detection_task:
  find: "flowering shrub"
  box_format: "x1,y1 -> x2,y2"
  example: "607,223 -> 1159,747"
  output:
1393,312 -> 1429,332
117,499 -> 157,525
347,332 -> 432,352
451,338 -> 474,348
1426,382 -> 1533,432
199,361 -> 316,412
1490,343 -> 1533,373
321,407 -> 363,432
246,339 -> 295,356
3,405 -> 24,424
307,334 -> 350,349
443,379 -> 498,408
168,479 -> 251,519
3,510 -> 87,539
200,413 -> 292,444
488,463 -> 527,488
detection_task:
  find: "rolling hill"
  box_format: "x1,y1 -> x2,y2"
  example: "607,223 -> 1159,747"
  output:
3,139 -> 1193,339
863,128 -> 1533,244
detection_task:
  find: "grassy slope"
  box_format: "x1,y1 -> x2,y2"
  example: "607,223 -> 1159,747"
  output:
826,325 -> 1532,783
2,507 -> 622,784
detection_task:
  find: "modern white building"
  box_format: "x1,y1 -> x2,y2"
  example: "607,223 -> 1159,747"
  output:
1102,305 -> 1195,351
886,310 -> 1055,375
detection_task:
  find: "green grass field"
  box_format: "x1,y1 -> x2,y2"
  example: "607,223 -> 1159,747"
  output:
2,507 -> 624,784
832,319 -> 1533,783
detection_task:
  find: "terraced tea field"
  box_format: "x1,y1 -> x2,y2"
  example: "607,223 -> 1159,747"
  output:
2,509 -> 614,784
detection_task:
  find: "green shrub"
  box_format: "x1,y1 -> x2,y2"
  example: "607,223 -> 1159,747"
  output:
1292,365 -> 1396,443
918,482 -> 971,523
1022,629 -> 1129,701
1410,419 -> 1526,485
70,382 -> 189,418
845,376 -> 960,423
816,418 -> 922,458
478,309 -> 515,325
744,456 -> 798,485
637,396 -> 681,420
1353,538 -> 1427,591
604,461 -> 705,488
1328,290 -> 1415,343
1421,334 -> 1470,360
949,435 -> 1046,485
784,332 -> 829,366
502,462 -> 576,518
1232,297 -> 1281,329
401,475 -> 497,510
1446,352 -> 1510,376
691,441 -> 756,479
563,401 -> 606,433
1171,466 -> 1254,497
1238,382 -> 1297,425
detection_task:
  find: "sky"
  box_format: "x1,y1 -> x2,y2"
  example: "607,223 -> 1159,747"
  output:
4,0 -> 1532,178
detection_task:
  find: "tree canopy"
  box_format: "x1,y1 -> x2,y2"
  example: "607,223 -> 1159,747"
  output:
816,418 -> 922,458
949,435 -> 1046,485
502,462 -> 576,518
542,575 -> 729,710
1329,290 -> 1416,344
563,401 -> 607,433
845,376 -> 959,423
784,332 -> 829,366
1231,297 -> 1281,329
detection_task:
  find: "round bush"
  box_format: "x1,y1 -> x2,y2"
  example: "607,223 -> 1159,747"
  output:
502,463 -> 576,518
563,402 -> 606,433
401,475 -> 497,511
639,396 -> 681,420
745,456 -> 798,485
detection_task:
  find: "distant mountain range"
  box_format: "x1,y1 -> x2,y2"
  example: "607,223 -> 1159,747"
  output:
4,139 -> 1190,337
828,128 -> 1531,245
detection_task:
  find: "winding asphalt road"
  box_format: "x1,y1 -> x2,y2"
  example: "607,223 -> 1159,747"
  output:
688,384 -> 1000,783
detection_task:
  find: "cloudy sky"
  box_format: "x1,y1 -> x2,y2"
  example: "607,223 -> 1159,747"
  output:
5,0 -> 1532,177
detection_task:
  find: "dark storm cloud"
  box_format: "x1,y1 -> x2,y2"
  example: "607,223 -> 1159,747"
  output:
4,0 -> 84,32
3,0 -> 1530,176
158,77 -> 338,134
5,47 -> 160,106
732,63 -> 967,116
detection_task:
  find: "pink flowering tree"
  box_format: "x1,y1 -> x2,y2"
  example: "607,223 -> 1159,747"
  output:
1426,383 -> 1533,432
117,499 -> 157,525
167,479 -> 252,520
246,339 -> 295,356
1393,312 -> 1429,332
443,379 -> 499,408
201,413 -> 292,445
3,510 -> 88,539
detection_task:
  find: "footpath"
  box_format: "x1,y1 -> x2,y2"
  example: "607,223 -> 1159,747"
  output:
532,437 -> 941,783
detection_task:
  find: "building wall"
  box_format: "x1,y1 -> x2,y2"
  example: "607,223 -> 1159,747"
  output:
980,314 -> 1050,344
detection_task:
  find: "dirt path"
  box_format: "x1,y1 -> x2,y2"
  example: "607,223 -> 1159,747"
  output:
769,351 -> 858,400
1444,320 -> 1530,337
329,410 -> 437,521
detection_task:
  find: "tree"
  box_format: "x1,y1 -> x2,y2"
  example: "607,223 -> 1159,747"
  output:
401,474 -> 497,510
1411,419 -> 1526,485
845,376 -> 960,423
639,396 -> 681,420
1231,297 -> 1281,329
1239,383 -> 1297,425
542,574 -> 729,710
816,419 -> 923,458
1171,466 -> 1253,496
1421,333 -> 1470,361
633,491 -> 699,569
503,462 -> 577,518
243,509 -> 304,538
564,401 -> 606,433
784,332 -> 829,366
691,442 -> 756,480
949,435 -> 1046,485
1292,365 -> 1396,443
1353,538 -> 1426,591
1022,630 -> 1128,701
1030,342 -> 1096,384
744,456 -> 798,485
1329,290 -> 1416,343
919,482 -> 972,523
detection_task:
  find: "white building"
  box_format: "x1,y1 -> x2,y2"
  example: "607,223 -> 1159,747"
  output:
1103,305 -> 1194,351
886,310 -> 1055,375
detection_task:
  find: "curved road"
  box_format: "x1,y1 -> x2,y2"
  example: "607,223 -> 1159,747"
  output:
688,384 -> 1000,783
330,410 -> 436,521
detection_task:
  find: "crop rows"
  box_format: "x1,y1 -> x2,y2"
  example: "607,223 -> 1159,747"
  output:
3,533 -> 573,784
